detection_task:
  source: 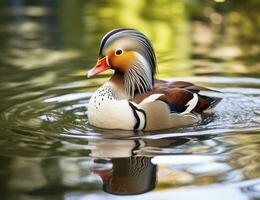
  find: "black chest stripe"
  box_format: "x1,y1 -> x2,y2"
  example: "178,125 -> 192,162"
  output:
129,102 -> 140,129
128,102 -> 147,130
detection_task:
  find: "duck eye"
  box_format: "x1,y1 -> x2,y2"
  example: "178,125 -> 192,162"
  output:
115,49 -> 123,56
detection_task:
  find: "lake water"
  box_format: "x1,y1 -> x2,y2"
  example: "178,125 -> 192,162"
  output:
0,1 -> 260,200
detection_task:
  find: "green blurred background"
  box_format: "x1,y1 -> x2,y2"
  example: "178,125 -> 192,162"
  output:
0,0 -> 259,81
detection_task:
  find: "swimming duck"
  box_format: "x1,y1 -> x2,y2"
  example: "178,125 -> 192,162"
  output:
87,28 -> 221,131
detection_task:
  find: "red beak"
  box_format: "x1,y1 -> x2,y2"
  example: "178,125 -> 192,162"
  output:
87,56 -> 111,78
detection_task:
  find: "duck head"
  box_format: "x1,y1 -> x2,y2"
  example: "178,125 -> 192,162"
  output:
88,28 -> 157,98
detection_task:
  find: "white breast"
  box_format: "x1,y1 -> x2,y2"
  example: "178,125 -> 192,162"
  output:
88,82 -> 139,130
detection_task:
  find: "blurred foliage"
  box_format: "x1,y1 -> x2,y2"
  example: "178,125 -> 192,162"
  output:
0,0 -> 259,78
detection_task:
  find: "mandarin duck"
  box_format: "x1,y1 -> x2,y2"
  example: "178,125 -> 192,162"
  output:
87,28 -> 221,131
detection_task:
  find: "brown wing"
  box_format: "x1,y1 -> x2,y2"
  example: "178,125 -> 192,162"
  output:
158,88 -> 196,113
155,79 -> 221,93
134,80 -> 222,113
133,88 -> 195,113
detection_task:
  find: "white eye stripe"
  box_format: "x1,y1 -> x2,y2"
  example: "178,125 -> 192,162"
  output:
115,48 -> 124,56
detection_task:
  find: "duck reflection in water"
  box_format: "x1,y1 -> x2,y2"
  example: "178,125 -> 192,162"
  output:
94,156 -> 156,195
89,133 -> 190,195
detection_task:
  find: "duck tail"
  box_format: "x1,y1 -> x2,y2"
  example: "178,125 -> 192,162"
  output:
209,96 -> 222,108
194,95 -> 222,113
